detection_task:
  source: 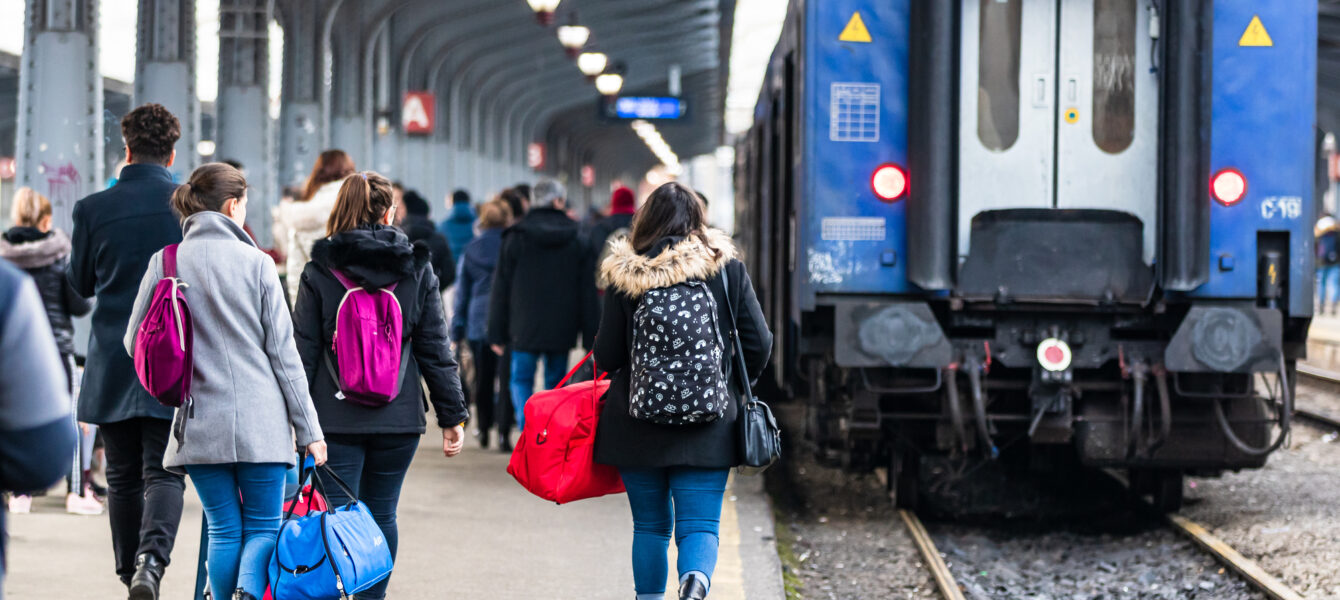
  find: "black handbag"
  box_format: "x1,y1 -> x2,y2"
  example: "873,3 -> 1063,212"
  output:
721,268 -> 781,474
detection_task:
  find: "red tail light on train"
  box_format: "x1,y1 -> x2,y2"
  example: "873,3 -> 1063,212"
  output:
872,164 -> 908,202
1211,168 -> 1247,206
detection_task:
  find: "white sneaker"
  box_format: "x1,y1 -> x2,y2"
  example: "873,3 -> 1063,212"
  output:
65,490 -> 104,515
8,495 -> 32,514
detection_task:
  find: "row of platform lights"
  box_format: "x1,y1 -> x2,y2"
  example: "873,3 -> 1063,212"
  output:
529,0 -> 680,175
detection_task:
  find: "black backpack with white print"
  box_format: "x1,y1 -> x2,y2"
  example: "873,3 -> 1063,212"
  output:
629,280 -> 729,425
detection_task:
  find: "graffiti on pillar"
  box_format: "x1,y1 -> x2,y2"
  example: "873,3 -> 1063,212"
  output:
43,162 -> 82,210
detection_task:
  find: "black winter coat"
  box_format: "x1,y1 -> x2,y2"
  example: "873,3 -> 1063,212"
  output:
400,214 -> 454,290
593,230 -> 772,469
69,164 -> 183,424
0,228 -> 92,356
487,207 -> 599,353
292,225 -> 469,434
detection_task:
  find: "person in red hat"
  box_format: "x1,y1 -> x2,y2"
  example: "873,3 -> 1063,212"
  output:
589,186 -> 638,293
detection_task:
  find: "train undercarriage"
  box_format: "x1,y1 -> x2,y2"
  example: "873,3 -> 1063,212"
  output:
793,297 -> 1301,514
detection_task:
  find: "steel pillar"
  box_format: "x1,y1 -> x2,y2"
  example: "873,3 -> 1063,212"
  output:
136,0 -> 199,178
16,0 -> 103,234
329,10 -> 368,163
278,0 -> 324,188
370,31 -> 397,176
216,0 -> 274,241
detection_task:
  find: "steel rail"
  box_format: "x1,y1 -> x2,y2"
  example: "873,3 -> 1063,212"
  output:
1165,514 -> 1306,600
897,509 -> 966,600
1105,470 -> 1307,600
1293,363 -> 1340,429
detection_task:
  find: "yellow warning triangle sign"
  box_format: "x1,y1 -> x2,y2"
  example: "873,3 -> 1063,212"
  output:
839,12 -> 872,43
1238,15 -> 1273,47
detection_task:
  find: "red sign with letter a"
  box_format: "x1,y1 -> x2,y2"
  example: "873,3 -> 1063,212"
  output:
402,92 -> 435,135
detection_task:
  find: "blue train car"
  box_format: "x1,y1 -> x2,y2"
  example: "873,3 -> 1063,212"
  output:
736,0 -> 1317,511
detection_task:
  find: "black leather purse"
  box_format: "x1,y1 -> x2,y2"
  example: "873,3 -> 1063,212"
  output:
721,268 -> 781,474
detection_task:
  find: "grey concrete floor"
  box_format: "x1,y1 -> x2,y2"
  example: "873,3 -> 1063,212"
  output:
5,431 -> 785,599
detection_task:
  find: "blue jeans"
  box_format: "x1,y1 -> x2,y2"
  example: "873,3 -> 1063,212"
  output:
185,463 -> 287,600
619,467 -> 730,597
509,350 -> 568,430
1319,265 -> 1340,305
321,433 -> 420,600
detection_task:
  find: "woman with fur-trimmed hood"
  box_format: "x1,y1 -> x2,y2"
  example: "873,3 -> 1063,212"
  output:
593,181 -> 772,600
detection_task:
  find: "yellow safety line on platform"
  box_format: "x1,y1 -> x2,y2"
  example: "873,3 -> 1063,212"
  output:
899,509 -> 966,600
1166,514 -> 1305,600
712,474 -> 747,600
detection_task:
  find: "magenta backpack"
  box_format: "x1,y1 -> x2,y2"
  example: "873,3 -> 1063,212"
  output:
324,270 -> 410,407
133,244 -> 194,407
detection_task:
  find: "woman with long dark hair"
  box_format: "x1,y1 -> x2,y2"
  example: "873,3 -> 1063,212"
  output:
593,182 -> 773,600
291,171 -> 469,600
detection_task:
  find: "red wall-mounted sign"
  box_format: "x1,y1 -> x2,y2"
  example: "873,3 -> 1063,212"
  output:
402,92 -> 435,135
527,143 -> 546,170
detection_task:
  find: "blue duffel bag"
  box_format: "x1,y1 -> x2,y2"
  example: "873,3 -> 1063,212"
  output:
269,465 -> 393,600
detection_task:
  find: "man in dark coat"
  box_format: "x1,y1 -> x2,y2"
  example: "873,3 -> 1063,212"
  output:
487,179 -> 599,430
0,260 -> 79,598
68,103 -> 186,598
398,190 -> 455,290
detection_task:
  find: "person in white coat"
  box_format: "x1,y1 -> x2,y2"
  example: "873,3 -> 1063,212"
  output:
272,149 -> 355,305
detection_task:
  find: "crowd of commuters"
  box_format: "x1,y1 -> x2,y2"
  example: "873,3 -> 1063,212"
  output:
0,101 -> 770,600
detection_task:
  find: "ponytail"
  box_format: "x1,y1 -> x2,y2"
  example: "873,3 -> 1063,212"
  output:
326,171 -> 395,236
9,187 -> 51,228
171,162 -> 248,223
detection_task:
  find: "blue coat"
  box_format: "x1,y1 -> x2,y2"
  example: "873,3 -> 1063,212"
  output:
69,164 -> 183,424
451,227 -> 502,343
439,202 -> 476,263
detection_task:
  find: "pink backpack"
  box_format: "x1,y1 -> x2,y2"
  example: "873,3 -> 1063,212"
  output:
324,270 -> 409,407
133,244 -> 194,407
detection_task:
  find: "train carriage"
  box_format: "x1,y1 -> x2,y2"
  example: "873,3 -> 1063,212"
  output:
737,0 -> 1318,511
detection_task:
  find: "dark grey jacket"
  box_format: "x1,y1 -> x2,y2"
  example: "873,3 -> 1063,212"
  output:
69,164 -> 183,424
124,212 -> 323,472
0,227 -> 93,356
593,230 -> 772,468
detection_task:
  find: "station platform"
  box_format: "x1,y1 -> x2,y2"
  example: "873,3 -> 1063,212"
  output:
5,431 -> 786,599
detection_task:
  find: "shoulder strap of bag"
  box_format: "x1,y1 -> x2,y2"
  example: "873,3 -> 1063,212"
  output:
163,244 -> 179,279
330,268 -> 399,293
719,268 -> 754,402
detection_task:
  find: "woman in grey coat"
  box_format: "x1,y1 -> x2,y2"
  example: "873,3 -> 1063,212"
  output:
124,163 -> 326,600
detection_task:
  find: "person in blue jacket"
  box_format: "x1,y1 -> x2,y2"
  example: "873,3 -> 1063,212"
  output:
0,259 -> 79,598
68,103 -> 187,599
439,189 -> 476,263
451,198 -> 511,450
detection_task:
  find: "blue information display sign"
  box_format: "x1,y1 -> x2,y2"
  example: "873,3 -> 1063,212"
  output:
605,96 -> 687,120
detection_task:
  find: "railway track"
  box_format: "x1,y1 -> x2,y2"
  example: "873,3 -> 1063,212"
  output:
898,494 -> 1307,600
1294,363 -> 1340,430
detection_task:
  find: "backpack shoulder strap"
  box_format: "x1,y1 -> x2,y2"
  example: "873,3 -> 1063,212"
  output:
330,268 -> 400,293
163,244 -> 179,279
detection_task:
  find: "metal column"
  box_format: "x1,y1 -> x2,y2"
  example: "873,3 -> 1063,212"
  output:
136,0 -> 199,179
278,0 -> 324,189
216,0 -> 274,241
329,10 -> 368,163
16,0 -> 103,234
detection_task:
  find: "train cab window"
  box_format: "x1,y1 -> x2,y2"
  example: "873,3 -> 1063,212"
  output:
977,0 -> 1022,152
1092,0 -> 1136,154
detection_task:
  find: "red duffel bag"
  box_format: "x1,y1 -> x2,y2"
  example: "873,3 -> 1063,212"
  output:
508,351 -> 625,504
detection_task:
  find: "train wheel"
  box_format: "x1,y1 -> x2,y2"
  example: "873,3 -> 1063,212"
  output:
1150,470 -> 1184,512
891,451 -> 920,510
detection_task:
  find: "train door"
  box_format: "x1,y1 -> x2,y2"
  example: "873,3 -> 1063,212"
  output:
958,0 -> 1158,261
1055,0 -> 1158,262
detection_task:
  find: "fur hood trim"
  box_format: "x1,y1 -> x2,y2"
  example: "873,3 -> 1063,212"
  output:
600,228 -> 736,297
0,228 -> 71,269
